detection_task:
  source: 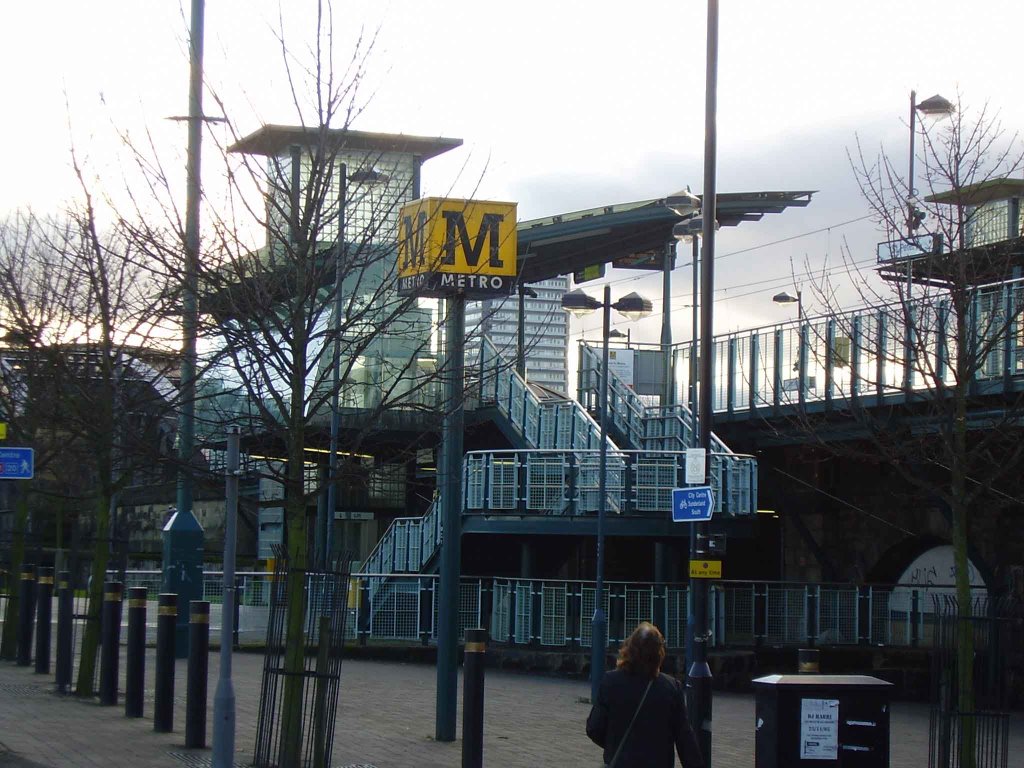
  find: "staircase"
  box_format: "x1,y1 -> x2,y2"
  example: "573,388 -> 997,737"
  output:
359,337 -> 757,582
577,342 -> 756,515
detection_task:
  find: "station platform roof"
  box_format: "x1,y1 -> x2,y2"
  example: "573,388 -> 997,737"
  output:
514,190 -> 815,283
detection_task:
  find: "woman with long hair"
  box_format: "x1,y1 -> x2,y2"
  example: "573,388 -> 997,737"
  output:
586,622 -> 704,768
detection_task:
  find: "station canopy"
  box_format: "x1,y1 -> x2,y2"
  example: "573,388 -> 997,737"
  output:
514,190 -> 815,284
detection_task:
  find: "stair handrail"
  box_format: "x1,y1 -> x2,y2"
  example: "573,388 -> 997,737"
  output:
482,336 -> 617,453
578,343 -> 647,446
358,500 -> 440,576
580,342 -> 734,456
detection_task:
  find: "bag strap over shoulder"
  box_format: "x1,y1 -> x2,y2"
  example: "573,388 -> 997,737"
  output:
606,678 -> 654,768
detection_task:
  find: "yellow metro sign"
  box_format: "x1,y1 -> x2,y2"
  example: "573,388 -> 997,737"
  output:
397,197 -> 517,297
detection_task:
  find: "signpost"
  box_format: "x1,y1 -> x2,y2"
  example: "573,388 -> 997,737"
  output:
396,196 -> 519,742
397,198 -> 517,298
671,485 -> 714,523
0,447 -> 34,479
689,559 -> 722,579
684,448 -> 706,485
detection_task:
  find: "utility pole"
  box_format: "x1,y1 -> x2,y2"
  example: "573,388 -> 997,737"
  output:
175,0 -> 205,533
690,1 -> 719,764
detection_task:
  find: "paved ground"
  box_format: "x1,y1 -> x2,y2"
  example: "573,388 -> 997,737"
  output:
0,648 -> 1022,767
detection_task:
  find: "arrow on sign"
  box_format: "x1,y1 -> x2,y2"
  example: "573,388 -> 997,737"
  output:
671,486 -> 715,523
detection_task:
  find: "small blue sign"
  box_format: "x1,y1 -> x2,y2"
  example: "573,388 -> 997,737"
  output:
0,447 -> 34,479
672,486 -> 715,523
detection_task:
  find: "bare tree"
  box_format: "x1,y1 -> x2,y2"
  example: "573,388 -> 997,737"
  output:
793,96 -> 1024,765
0,192 -> 177,692
117,7 -> 474,762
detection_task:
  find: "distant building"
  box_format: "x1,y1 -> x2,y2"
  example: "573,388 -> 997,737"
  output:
466,277 -> 570,393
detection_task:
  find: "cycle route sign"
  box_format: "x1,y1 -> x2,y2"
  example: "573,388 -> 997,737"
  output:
0,447 -> 34,479
671,486 -> 715,523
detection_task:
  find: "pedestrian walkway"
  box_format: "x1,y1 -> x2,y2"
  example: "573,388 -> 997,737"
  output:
0,649 -> 1020,767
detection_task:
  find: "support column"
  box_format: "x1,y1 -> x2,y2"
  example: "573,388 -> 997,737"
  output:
436,294 -> 466,742
519,540 -> 534,579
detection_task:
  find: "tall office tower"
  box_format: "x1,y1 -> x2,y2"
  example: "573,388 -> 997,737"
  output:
465,277 -> 570,393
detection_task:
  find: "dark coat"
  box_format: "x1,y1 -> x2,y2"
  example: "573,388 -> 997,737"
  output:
586,669 -> 704,768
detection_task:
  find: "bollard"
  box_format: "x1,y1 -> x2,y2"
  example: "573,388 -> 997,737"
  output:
154,593 -> 177,733
34,567 -> 54,674
462,628 -> 488,768
798,648 -> 820,674
55,571 -> 73,693
99,581 -> 124,705
16,565 -> 37,666
125,587 -> 148,718
185,600 -> 210,749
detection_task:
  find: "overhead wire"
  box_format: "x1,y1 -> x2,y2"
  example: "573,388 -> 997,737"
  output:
570,214 -> 877,336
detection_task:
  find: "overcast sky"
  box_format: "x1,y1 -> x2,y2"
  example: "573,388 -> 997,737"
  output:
4,0 -> 1023,344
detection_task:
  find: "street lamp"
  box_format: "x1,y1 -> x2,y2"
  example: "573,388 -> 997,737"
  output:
773,290 -> 806,406
906,92 -> 954,285
516,285 -> 538,379
672,217 -> 715,443
772,289 -> 802,321
608,328 -> 630,345
562,285 -> 652,703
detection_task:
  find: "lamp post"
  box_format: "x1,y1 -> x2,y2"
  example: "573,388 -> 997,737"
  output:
905,92 -> 953,396
667,189 -> 703,430
773,290 -> 805,407
690,1 -> 719,762
906,92 -> 954,290
772,289 -> 802,321
562,287 -> 652,702
516,285 -> 538,379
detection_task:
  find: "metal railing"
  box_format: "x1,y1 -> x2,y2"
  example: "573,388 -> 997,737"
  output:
671,279 -> 1024,417
98,571 -> 989,652
463,448 -> 756,517
567,344 -> 761,516
357,499 -> 440,578
479,337 -> 616,453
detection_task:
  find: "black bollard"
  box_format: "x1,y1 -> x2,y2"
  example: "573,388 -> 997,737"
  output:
154,593 -> 177,733
33,567 -> 54,674
16,565 -> 37,666
55,571 -> 73,693
125,587 -> 147,718
798,647 -> 821,674
462,628 -> 488,768
185,600 -> 210,749
99,581 -> 124,705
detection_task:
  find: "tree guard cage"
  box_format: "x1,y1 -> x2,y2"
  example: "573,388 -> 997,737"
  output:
253,547 -> 354,768
929,595 -> 1022,768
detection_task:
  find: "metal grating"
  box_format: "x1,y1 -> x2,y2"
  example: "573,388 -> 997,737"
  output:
540,584 -> 567,646
722,585 -> 755,646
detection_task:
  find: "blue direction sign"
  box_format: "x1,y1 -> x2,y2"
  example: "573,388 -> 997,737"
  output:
0,447 -> 34,479
671,486 -> 714,523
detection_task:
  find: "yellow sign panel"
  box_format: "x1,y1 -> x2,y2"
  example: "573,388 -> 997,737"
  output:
689,559 -> 722,579
0,423 -> 6,440
397,197 -> 517,297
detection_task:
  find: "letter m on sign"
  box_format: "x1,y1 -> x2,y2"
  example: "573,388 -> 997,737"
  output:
400,210 -> 428,271
441,211 -> 505,269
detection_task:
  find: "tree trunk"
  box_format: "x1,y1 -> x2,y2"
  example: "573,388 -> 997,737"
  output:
0,494 -> 30,659
951,390 -> 976,768
74,494 -> 111,697
278,451 -> 308,767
